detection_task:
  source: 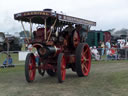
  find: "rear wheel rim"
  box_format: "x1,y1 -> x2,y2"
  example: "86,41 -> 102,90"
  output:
28,55 -> 36,81
57,53 -> 66,83
61,56 -> 66,80
81,44 -> 91,76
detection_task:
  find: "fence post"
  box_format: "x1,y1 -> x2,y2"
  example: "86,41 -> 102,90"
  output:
125,48 -> 128,59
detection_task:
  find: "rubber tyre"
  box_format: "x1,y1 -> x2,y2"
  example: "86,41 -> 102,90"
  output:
75,43 -> 91,77
57,53 -> 66,83
25,53 -> 36,82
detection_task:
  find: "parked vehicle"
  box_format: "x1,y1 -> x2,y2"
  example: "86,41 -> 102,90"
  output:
86,30 -> 111,47
0,32 -> 22,52
3,35 -> 22,51
0,32 -> 5,52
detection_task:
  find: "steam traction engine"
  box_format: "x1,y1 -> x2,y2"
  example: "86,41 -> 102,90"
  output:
14,9 -> 96,83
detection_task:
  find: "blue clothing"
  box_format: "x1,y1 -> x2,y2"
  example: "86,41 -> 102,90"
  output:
107,55 -> 117,60
106,42 -> 111,49
106,42 -> 111,55
3,58 -> 13,65
101,48 -> 104,56
35,56 -> 39,64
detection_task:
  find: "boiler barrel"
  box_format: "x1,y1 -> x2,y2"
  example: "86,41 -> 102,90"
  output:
47,46 -> 61,56
38,46 -> 62,58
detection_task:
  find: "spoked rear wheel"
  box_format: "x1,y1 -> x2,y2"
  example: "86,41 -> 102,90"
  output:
57,53 -> 66,83
25,53 -> 36,82
76,43 -> 91,77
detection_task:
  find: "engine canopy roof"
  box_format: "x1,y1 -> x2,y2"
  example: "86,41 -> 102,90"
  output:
14,10 -> 96,26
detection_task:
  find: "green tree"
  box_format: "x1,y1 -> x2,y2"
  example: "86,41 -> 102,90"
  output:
19,31 -> 30,37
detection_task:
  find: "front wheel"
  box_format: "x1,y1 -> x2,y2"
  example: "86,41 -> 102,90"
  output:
25,53 -> 36,82
75,43 -> 91,77
57,53 -> 66,83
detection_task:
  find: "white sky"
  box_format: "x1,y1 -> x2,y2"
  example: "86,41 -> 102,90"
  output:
0,0 -> 128,34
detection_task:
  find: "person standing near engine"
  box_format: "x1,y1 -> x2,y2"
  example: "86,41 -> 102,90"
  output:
106,40 -> 111,55
98,40 -> 102,58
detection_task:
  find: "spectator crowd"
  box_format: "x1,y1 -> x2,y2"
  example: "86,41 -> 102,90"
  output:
90,39 -> 128,60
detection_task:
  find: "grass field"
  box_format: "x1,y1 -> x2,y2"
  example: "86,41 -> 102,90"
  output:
0,60 -> 128,96
0,52 -> 24,65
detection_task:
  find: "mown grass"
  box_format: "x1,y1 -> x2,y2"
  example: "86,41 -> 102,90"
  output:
0,45 -> 36,65
92,59 -> 128,64
0,60 -> 128,96
0,52 -> 24,65
1,52 -> 127,65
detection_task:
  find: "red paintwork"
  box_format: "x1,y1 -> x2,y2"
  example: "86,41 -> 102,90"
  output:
73,31 -> 80,48
81,44 -> 91,76
28,55 -> 36,81
38,63 -> 56,70
66,55 -> 76,64
104,31 -> 111,43
61,55 -> 66,81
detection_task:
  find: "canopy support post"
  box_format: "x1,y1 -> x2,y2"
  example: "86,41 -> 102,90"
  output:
47,19 -> 57,42
44,18 -> 47,40
21,21 -> 29,43
30,19 -> 33,39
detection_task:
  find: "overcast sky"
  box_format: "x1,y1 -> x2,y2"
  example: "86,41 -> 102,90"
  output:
0,0 -> 128,34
